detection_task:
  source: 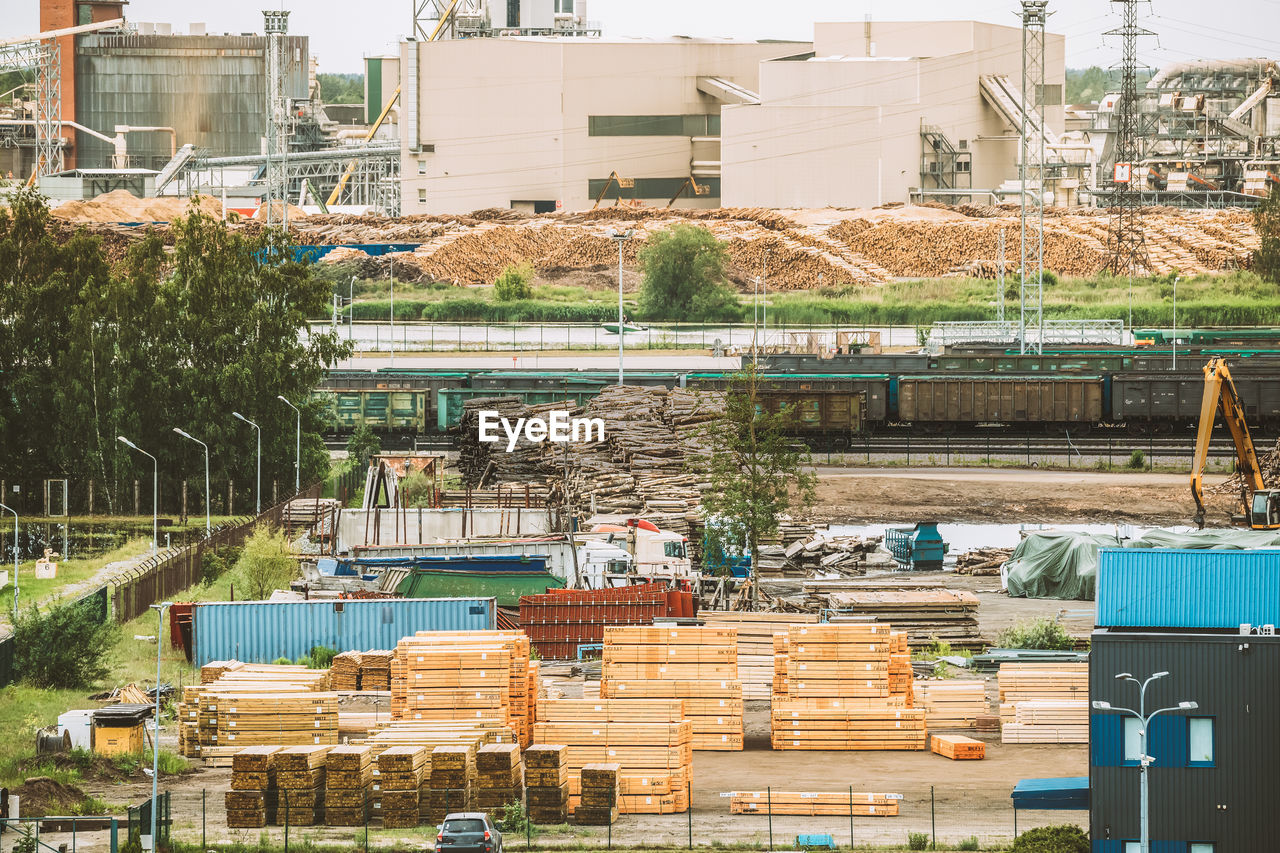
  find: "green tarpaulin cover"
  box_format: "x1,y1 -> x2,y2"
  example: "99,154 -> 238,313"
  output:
1003,528 -> 1280,600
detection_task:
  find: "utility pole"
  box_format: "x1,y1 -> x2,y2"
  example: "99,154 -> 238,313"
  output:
997,228 -> 1006,323
1105,0 -> 1154,289
1019,0 -> 1048,355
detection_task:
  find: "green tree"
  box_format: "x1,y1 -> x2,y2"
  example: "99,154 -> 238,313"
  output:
13,598 -> 119,688
317,73 -> 365,105
494,262 -> 534,301
1254,185 -> 1280,285
346,423 -> 381,467
636,224 -> 742,321
698,364 -> 817,606
230,525 -> 298,600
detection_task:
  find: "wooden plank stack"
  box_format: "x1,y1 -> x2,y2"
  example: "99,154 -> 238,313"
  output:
324,745 -> 373,826
700,613 -> 818,700
820,589 -> 982,650
375,746 -> 428,828
533,699 -> 692,814
998,663 -> 1089,744
931,734 -> 986,760
474,744 -> 524,811
226,747 -> 279,828
524,745 -> 570,824
601,625 -> 743,750
424,744 -> 476,824
575,764 -> 620,826
274,746 -> 331,826
730,791 -> 900,817
912,682 -> 988,730
331,652 -> 362,691
361,650 -> 393,692
771,624 -> 926,750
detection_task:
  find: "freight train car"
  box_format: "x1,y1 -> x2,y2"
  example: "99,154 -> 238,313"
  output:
895,376 -> 1105,432
1111,371 -> 1280,433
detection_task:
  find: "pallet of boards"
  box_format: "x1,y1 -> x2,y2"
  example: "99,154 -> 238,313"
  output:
423,743 -> 476,824
912,681 -> 987,729
473,743 -> 524,811
729,791 -> 901,817
325,745 -> 373,826
821,589 -> 982,650
575,763 -> 619,826
533,699 -> 692,813
330,652 -> 362,691
998,663 -> 1089,744
699,613 -> 819,700
524,744 -> 570,824
374,746 -> 427,828
930,734 -> 985,760
226,747 -> 280,828
601,624 -> 742,751
274,745 -> 332,826
361,650 -> 393,692
1001,701 -> 1089,744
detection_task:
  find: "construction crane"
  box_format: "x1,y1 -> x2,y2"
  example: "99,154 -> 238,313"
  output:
592,171 -> 635,209
1191,357 -> 1280,530
667,176 -> 709,208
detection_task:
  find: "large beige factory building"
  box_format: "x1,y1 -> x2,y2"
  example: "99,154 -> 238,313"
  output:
400,19 -> 1064,213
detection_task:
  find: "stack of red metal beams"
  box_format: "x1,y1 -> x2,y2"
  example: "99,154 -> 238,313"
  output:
519,583 -> 694,659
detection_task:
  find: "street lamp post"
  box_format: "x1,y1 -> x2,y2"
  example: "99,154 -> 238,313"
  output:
232,412 -> 262,515
118,436 -> 158,552
1092,671 -> 1199,853
608,229 -> 635,386
147,601 -> 173,853
172,428 -> 211,536
277,395 -> 301,493
1171,275 -> 1180,371
0,502 -> 16,619
762,249 -> 771,352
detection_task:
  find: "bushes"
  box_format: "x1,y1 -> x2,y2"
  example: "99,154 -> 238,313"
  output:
13,598 -> 119,689
907,832 -> 930,850
230,526 -> 299,601
1012,825 -> 1089,853
346,424 -> 380,467
309,646 -> 338,669
636,224 -> 741,322
399,470 -> 437,507
1127,450 -> 1146,470
494,263 -> 535,301
995,618 -> 1075,651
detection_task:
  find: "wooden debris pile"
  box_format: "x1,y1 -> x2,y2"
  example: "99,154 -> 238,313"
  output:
1208,437 -> 1280,493
955,548 -> 1013,576
781,533 -> 886,576
810,587 -> 983,650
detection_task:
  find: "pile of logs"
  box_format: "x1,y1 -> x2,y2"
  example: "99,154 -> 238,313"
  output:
955,548 -> 1013,576
1208,437 -> 1280,493
781,534 -> 887,576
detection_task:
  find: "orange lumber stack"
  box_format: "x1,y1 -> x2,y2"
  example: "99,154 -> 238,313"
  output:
730,790 -> 901,816
930,734 -> 986,760
524,744 -> 570,824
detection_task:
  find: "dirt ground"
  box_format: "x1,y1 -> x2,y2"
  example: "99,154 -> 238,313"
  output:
812,467 -> 1237,525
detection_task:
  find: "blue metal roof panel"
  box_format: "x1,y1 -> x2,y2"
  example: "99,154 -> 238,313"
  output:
1097,548 -> 1280,628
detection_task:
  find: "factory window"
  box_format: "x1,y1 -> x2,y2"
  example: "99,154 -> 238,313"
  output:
1122,717 -> 1143,763
1190,845 -> 1215,853
1188,718 -> 1215,766
555,0 -> 574,12
588,115 -> 720,137
1123,844 -> 1140,853
417,189 -> 427,203
417,159 -> 427,175
77,4 -> 93,25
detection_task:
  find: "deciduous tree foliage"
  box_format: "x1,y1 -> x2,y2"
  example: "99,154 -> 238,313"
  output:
0,190 -> 349,512
14,598 -> 119,688
231,524 -> 298,600
636,224 -> 743,322
698,364 -> 816,605
1254,185 -> 1280,286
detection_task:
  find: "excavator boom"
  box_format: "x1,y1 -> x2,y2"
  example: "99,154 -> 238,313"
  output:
1191,358 -> 1271,528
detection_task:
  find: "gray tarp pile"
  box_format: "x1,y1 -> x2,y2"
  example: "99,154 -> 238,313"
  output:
1003,528 -> 1280,600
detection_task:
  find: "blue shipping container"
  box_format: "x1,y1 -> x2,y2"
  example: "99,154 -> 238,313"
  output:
193,597 -> 495,666
1097,548 -> 1280,628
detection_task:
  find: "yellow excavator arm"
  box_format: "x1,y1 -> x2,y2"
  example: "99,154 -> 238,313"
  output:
1191,358 -> 1271,528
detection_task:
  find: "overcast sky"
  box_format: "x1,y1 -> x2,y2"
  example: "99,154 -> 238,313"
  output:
7,0 -> 1279,73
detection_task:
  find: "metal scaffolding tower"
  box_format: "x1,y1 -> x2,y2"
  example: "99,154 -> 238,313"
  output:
412,0 -> 483,40
263,10 -> 291,228
1019,0 -> 1048,355
0,38 -> 61,177
1104,0 -> 1155,275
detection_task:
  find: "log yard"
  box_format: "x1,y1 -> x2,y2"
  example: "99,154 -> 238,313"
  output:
2,0 -> 1280,852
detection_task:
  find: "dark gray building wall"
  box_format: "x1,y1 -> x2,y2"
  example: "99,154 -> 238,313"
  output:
74,33 -> 309,169
1089,630 -> 1280,851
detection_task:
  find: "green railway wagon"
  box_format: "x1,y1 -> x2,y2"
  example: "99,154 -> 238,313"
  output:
436,387 -> 600,432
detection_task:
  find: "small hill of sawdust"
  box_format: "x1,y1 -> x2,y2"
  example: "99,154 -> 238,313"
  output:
11,777 -> 105,817
253,201 -> 309,222
50,190 -> 224,223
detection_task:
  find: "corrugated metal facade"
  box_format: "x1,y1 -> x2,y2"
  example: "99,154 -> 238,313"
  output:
74,33 -> 309,169
192,597 -> 495,665
1090,631 -> 1280,851
1097,548 -> 1280,628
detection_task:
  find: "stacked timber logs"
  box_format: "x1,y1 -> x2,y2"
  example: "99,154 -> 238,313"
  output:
781,534 -> 886,576
226,747 -> 278,828
458,397 -> 582,487
275,746 -> 330,826
998,663 -> 1089,744
324,745 -> 373,826
1209,437 -> 1280,493
576,764 -> 621,826
955,549 -> 1013,576
474,744 -> 524,811
533,699 -> 693,815
524,745 -> 570,824
600,625 -> 744,750
771,624 -> 925,751
376,746 -> 428,828
730,791 -> 901,817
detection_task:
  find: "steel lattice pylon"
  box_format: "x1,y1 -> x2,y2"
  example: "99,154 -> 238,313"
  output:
0,38 -> 62,177
263,10 -> 291,229
1105,0 -> 1155,277
1019,0 -> 1048,355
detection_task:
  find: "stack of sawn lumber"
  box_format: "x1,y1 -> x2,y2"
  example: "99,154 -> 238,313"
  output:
276,745 -> 330,825
226,746 -> 277,828
730,790 -> 900,816
375,746 -> 427,828
576,764 -> 621,825
700,612 -> 818,700
912,681 -> 988,729
999,663 -> 1089,744
330,652 -> 362,691
325,745 -> 373,826
930,734 -> 986,760
818,588 -> 982,650
474,743 -> 524,811
533,699 -> 692,814
600,625 -> 743,750
424,743 -> 475,824
524,744 -> 570,823
772,624 -> 924,750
